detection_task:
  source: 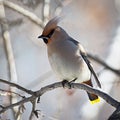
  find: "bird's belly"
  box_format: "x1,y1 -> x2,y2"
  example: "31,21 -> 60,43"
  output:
49,53 -> 90,82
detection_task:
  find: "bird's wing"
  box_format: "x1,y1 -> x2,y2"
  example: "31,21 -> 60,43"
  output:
69,38 -> 101,88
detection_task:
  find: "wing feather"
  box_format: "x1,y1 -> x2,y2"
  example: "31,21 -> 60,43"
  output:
69,38 -> 101,88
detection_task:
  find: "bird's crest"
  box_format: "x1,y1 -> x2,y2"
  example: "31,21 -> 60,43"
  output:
42,17 -> 61,36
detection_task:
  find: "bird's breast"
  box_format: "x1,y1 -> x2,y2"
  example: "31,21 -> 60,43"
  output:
48,43 -> 90,82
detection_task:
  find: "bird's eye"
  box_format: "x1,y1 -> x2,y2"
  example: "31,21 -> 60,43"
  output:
47,29 -> 55,38
43,38 -> 48,44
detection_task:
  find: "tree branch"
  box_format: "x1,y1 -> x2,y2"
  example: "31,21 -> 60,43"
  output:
0,1 -> 18,118
108,106 -> 120,120
0,81 -> 119,115
3,0 -> 44,28
0,79 -> 34,95
87,53 -> 120,76
0,88 -> 25,98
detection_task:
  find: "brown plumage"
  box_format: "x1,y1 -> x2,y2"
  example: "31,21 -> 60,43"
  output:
42,17 -> 61,36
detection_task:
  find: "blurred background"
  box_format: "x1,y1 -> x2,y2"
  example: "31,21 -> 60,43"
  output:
0,0 -> 120,120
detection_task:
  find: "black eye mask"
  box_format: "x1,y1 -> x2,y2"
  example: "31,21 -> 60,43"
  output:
47,29 -> 55,38
43,38 -> 48,44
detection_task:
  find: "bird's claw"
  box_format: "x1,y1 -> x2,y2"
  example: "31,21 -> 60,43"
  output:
62,80 -> 71,89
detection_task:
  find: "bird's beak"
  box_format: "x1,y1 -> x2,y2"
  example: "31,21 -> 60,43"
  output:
38,35 -> 43,39
38,35 -> 48,39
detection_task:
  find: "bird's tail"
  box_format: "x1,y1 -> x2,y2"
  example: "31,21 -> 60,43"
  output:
87,92 -> 100,104
83,80 -> 100,104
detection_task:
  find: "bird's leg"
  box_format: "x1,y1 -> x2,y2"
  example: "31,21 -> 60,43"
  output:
62,78 -> 77,89
62,80 -> 69,88
68,78 -> 77,88
69,78 -> 77,83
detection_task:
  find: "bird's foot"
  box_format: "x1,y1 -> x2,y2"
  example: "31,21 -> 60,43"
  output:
69,78 -> 77,83
62,80 -> 71,89
62,78 -> 77,89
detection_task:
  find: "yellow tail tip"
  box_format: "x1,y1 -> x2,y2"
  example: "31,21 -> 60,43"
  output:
90,97 -> 100,104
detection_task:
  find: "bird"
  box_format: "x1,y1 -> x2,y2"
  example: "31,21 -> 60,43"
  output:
38,17 -> 101,104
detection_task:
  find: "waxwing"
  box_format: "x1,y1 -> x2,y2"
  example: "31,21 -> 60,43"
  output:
38,17 -> 101,104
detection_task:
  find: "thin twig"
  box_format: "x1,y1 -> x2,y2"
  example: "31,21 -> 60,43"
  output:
29,99 -> 37,119
15,104 -> 26,119
0,5 -> 18,85
0,88 -> 25,98
0,79 -> 34,95
0,82 -> 119,114
87,53 -> 120,76
8,18 -> 23,27
54,0 -> 63,16
3,0 -> 44,28
43,0 -> 50,26
0,1 -> 18,118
